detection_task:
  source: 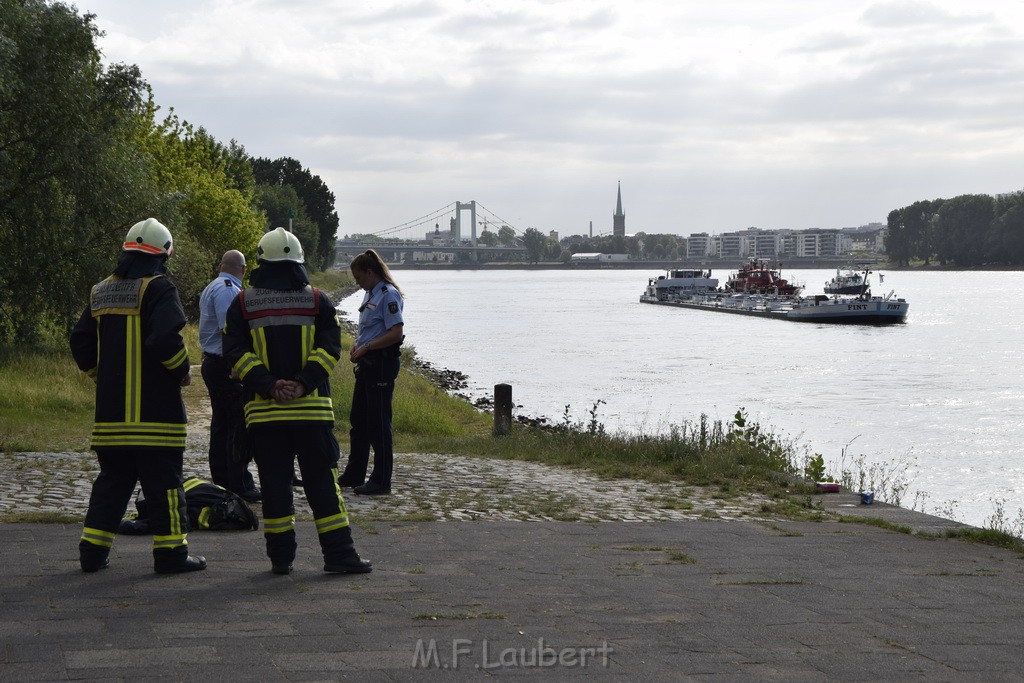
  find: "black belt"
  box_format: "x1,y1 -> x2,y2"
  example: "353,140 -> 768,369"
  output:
364,341 -> 403,360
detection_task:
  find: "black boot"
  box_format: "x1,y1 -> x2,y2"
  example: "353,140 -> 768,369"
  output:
80,547 -> 110,573
324,553 -> 372,574
154,554 -> 207,574
321,525 -> 372,574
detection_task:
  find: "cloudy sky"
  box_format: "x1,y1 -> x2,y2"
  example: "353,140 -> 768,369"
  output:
73,0 -> 1024,238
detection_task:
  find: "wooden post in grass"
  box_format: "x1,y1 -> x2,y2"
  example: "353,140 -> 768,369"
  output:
494,383 -> 512,436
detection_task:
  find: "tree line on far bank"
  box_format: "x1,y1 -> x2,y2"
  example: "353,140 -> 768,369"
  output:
0,0 -> 341,347
521,191 -> 1024,267
885,191 -> 1024,267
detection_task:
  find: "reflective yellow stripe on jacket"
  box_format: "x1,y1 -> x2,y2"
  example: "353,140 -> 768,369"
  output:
91,422 -> 187,449
243,396 -> 334,426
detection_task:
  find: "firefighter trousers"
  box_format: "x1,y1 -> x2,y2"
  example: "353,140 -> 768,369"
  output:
79,448 -> 191,571
251,425 -> 356,567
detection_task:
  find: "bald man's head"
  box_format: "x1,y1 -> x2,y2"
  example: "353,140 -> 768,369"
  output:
220,250 -> 247,276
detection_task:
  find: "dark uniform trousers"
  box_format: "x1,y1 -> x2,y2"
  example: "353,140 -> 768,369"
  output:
252,424 -> 356,566
344,355 -> 400,488
79,448 -> 190,571
201,353 -> 255,494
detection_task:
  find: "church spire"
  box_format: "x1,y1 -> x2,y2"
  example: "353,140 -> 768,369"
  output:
613,181 -> 625,237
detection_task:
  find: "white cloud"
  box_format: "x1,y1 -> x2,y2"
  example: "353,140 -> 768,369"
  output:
73,0 -> 1024,234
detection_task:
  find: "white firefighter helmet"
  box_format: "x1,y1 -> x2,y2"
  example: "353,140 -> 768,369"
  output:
257,227 -> 304,263
123,218 -> 173,255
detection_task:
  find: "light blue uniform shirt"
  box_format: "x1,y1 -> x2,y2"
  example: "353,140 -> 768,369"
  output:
356,281 -> 404,347
198,272 -> 242,355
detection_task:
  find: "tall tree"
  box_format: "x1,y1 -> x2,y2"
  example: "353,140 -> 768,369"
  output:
497,225 -> 517,247
133,104 -> 265,314
933,194 -> 994,267
0,0 -> 153,344
252,157 -> 339,271
477,229 -> 499,247
522,228 -> 547,262
884,208 -> 910,266
987,190 -> 1024,265
256,184 -> 320,261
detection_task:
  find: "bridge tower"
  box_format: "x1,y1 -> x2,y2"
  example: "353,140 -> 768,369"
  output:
454,200 -> 478,246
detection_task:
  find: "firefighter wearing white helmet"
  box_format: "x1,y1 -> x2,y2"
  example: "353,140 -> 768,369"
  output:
257,226 -> 304,263
70,217 -> 206,574
123,217 -> 174,255
224,228 -> 372,575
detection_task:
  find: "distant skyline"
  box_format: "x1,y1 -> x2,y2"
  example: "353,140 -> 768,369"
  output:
74,0 -> 1024,237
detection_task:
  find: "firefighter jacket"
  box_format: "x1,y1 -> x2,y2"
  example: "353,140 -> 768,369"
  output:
70,274 -> 190,449
222,285 -> 341,429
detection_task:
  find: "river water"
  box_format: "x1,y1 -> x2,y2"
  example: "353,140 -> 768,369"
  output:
341,268 -> 1024,528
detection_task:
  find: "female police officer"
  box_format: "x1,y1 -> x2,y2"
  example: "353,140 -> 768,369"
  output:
338,249 -> 404,496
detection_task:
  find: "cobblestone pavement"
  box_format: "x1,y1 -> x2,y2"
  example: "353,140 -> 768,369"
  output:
2,375 -> 778,524
0,444 -> 775,523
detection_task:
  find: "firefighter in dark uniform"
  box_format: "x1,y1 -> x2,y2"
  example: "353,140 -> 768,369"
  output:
222,227 -> 371,575
70,218 -> 206,574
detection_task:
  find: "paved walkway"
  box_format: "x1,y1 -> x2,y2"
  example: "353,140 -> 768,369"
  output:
5,411 -> 1024,680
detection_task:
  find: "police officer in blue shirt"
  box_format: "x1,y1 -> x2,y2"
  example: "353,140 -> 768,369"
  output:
339,249 -> 404,495
198,250 -> 259,502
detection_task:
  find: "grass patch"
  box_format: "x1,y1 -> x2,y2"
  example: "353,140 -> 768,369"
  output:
394,410 -> 804,502
645,495 -> 695,511
0,347 -> 95,452
756,521 -> 804,537
0,511 -> 82,524
664,551 -> 697,564
716,577 -> 807,586
837,516 -> 913,535
413,612 -> 505,621
943,528 -> 1024,554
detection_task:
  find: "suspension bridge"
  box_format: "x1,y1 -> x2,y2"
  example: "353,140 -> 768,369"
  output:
336,200 -> 532,263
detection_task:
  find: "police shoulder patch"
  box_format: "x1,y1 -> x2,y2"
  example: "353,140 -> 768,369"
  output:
388,302 -> 398,314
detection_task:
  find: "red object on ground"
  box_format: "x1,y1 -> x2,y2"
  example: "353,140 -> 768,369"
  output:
815,482 -> 841,493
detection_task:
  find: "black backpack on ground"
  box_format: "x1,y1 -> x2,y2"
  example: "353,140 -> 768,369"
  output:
118,478 -> 260,534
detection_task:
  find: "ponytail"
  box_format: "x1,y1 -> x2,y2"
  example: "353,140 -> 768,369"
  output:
351,249 -> 403,296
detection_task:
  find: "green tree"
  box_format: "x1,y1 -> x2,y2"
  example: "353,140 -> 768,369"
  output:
0,0 -> 154,344
193,129 -> 255,196
933,194 -> 994,266
885,200 -> 943,265
252,157 -> 339,271
478,229 -> 499,247
987,191 -> 1024,264
522,228 -> 546,262
545,238 -> 562,261
256,184 -> 320,262
885,208 -> 911,266
497,225 -> 518,247
133,104 -> 265,314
